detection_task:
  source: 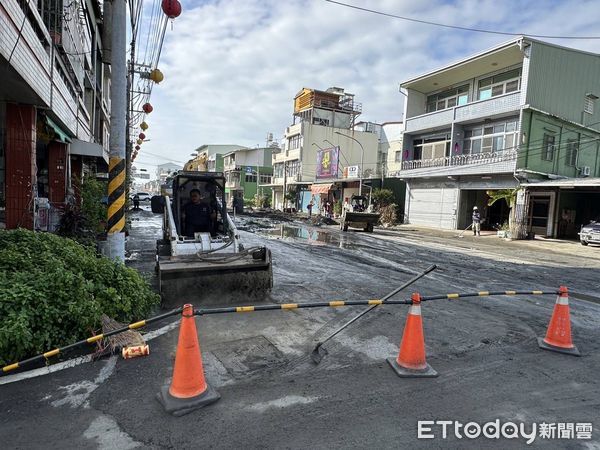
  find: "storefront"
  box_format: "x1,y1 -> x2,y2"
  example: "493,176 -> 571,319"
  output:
524,179 -> 600,239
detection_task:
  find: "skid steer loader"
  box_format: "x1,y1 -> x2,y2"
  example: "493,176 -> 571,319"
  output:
151,171 -> 272,308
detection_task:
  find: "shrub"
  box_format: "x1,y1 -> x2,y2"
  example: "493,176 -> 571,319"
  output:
81,176 -> 108,233
0,229 -> 160,365
333,200 -> 342,217
372,188 -> 395,209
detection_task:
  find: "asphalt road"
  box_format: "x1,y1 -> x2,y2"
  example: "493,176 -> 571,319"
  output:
1,208 -> 599,449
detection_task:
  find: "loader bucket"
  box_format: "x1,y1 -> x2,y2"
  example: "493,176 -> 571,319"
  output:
157,247 -> 273,309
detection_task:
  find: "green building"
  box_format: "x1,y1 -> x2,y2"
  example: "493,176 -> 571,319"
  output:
223,147 -> 273,207
397,36 -> 600,239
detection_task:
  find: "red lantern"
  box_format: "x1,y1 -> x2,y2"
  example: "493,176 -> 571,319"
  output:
139,133 -> 146,140
142,103 -> 153,114
162,0 -> 182,19
135,145 -> 140,151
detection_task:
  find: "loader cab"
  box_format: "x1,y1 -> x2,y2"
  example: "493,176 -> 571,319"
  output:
350,195 -> 368,212
171,172 -> 228,238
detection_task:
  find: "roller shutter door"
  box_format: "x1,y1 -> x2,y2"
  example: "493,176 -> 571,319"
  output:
407,187 -> 457,229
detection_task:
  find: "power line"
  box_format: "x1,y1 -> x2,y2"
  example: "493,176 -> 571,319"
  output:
323,0 -> 600,40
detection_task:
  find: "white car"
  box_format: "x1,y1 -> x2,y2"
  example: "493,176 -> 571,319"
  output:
579,220 -> 600,246
132,192 -> 151,201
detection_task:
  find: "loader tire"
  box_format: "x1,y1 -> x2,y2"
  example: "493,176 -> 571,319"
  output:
156,239 -> 171,257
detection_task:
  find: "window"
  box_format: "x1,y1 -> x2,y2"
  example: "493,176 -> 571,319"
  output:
273,163 -> 284,178
287,135 -> 302,150
313,118 -> 330,126
287,160 -> 301,177
245,174 -> 257,183
584,97 -> 595,115
395,151 -> 403,162
260,174 -> 272,184
426,85 -> 469,112
412,137 -> 449,160
462,119 -> 518,155
478,68 -> 521,100
566,139 -> 578,166
542,134 -> 556,161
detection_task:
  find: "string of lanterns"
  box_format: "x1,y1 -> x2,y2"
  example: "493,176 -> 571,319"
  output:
132,1 -> 181,163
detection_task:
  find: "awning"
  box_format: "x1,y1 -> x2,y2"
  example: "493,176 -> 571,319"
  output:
70,138 -> 109,163
311,183 -> 333,194
45,116 -> 71,143
523,177 -> 600,189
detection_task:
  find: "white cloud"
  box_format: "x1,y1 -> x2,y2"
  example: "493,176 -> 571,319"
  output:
135,0 -> 600,169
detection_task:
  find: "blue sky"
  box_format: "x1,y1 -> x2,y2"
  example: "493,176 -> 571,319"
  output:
132,0 -> 600,173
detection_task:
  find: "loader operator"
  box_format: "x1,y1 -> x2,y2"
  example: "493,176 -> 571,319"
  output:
183,188 -> 216,237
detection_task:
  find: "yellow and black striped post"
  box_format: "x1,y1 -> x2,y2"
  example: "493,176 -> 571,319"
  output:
107,156 -> 126,234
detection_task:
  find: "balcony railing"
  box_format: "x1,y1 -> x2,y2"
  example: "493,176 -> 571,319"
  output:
401,149 -> 517,171
405,92 -> 521,133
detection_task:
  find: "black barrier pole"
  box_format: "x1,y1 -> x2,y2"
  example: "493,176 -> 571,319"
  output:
2,289 -> 561,376
420,290 -> 558,302
194,299 -> 413,317
1,307 -> 184,375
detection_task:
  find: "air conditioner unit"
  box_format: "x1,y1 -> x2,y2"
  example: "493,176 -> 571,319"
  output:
581,166 -> 591,177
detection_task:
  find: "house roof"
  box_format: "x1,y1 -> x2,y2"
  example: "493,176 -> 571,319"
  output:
400,36 -> 600,94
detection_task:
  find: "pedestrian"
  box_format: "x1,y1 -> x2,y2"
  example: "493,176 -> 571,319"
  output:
472,206 -> 481,236
325,200 -> 331,218
133,194 -> 140,210
232,195 -> 239,213
307,201 -> 313,217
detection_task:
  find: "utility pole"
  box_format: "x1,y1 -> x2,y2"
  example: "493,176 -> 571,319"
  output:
106,0 -> 127,261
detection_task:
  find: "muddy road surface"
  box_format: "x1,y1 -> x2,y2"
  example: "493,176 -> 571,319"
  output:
1,209 -> 599,449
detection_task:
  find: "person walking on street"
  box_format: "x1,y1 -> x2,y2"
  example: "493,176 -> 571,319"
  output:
472,206 -> 481,236
307,201 -> 313,217
232,195 -> 239,220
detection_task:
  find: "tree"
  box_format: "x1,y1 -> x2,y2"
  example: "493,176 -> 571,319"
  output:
486,188 -> 521,238
283,186 -> 299,209
371,188 -> 395,209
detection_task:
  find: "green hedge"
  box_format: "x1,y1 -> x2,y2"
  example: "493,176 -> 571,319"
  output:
0,229 -> 160,366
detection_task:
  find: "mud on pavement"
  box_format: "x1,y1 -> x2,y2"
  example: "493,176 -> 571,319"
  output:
1,209 -> 599,448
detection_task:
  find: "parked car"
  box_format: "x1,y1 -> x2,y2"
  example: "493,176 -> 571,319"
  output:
579,220 -> 600,246
131,192 -> 151,201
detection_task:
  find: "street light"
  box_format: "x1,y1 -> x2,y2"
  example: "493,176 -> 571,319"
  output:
311,142 -> 323,150
334,131 -> 364,195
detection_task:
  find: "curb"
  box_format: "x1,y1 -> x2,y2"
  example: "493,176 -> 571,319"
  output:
0,318 -> 180,386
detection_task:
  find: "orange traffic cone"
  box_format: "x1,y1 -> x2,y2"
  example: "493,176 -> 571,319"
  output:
538,286 -> 580,356
387,293 -> 438,377
157,304 -> 220,416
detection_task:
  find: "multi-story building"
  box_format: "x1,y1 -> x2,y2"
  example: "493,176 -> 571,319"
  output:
382,122 -> 404,176
156,162 -> 183,184
0,0 -> 109,230
222,147 -> 273,206
396,37 -> 600,238
185,144 -> 247,173
271,87 -> 379,212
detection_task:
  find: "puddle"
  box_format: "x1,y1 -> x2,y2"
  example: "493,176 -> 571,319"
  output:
263,224 -> 357,249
